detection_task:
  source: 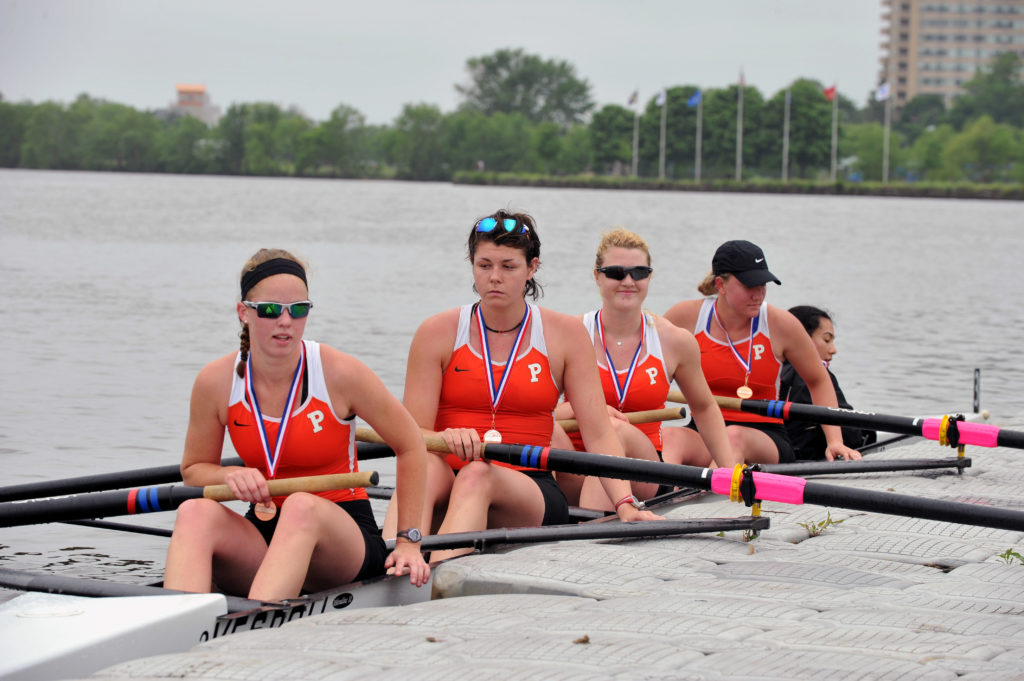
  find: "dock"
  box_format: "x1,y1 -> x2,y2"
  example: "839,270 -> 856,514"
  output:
80,423 -> 1024,680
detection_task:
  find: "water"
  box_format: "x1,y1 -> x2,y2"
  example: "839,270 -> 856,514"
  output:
1,168 -> 1022,583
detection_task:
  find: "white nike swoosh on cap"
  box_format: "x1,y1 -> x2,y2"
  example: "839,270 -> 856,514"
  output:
754,258 -> 764,263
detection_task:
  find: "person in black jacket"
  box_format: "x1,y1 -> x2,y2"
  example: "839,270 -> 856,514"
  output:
780,306 -> 876,460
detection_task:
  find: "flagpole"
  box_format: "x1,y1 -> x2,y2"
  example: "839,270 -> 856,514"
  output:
882,93 -> 892,183
781,88 -> 791,181
735,71 -> 744,181
658,90 -> 667,180
695,96 -> 703,182
830,92 -> 839,182
631,109 -> 639,177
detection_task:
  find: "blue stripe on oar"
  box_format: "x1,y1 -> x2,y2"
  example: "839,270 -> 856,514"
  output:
138,487 -> 159,513
526,445 -> 543,469
766,400 -> 785,419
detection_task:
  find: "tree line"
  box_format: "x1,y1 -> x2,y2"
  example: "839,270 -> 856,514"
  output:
1,49 -> 1021,184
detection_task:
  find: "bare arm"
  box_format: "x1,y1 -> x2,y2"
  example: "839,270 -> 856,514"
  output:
664,299 -> 701,332
658,319 -> 740,468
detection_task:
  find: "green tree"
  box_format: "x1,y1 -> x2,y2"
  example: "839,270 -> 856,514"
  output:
698,85 -> 765,180
0,96 -> 33,167
157,114 -> 213,174
532,122 -> 562,174
842,122 -> 907,181
948,52 -> 1024,129
637,87 -> 704,179
555,124 -> 592,175
20,100 -> 82,169
589,104 -> 634,173
906,124 -> 956,180
388,103 -> 449,180
456,48 -> 594,127
760,80 -> 834,178
941,115 -> 1019,182
896,94 -> 947,144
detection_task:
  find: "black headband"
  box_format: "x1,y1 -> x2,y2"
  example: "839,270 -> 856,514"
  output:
240,258 -> 307,299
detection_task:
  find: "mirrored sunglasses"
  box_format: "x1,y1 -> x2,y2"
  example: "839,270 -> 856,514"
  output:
596,265 -> 653,281
243,300 -> 313,319
475,217 -> 530,234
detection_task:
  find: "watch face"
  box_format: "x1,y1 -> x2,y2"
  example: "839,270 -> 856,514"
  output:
400,528 -> 422,542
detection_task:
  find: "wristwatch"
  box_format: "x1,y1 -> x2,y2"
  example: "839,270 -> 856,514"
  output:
396,528 -> 422,543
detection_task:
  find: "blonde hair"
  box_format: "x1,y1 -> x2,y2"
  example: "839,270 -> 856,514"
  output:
697,271 -> 730,296
594,227 -> 652,270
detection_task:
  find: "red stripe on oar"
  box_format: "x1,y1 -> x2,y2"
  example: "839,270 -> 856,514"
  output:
539,447 -> 550,469
783,401 -> 791,419
126,488 -> 139,514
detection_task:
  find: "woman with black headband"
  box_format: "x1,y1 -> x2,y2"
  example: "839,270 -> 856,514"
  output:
164,248 -> 430,600
554,228 -> 739,511
664,240 -> 861,464
383,210 -> 661,561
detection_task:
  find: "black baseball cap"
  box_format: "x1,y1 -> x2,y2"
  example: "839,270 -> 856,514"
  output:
711,240 -> 782,287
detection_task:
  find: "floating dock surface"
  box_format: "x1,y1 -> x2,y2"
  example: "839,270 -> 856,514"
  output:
83,423 -> 1024,680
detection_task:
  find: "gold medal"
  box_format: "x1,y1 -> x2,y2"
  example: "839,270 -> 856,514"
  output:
483,429 -> 502,444
254,501 -> 277,521
736,385 -> 753,399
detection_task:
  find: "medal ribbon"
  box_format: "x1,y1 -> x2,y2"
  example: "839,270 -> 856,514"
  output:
712,302 -> 757,382
476,304 -> 531,418
244,341 -> 306,478
596,310 -> 646,409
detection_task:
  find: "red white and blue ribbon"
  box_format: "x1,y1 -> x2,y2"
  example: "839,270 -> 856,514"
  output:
596,310 -> 646,409
713,302 -> 756,378
245,341 -> 306,478
476,304 -> 531,415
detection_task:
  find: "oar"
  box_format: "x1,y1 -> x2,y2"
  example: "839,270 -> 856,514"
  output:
385,517 -> 769,552
667,390 -> 1019,450
0,471 -> 378,528
756,457 -> 970,476
558,406 -> 691,433
477,443 -> 1024,532
0,443 -> 397,503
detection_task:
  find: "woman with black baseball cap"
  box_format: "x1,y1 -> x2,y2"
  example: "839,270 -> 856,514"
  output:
664,240 -> 861,464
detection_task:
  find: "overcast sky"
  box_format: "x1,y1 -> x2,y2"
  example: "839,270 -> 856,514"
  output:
0,0 -> 883,125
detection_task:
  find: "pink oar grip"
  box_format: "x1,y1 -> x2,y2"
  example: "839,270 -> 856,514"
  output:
921,419 -> 1000,447
709,469 -> 808,505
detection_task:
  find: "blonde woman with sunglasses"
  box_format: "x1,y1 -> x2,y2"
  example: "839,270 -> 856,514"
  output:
164,248 -> 430,600
383,211 -> 662,561
554,229 -> 739,510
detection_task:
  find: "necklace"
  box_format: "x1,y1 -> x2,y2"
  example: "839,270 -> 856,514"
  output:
483,319 -> 524,334
712,301 -> 756,399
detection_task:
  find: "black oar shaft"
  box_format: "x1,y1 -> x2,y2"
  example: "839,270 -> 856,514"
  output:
758,457 -> 971,476
481,443 -> 1024,532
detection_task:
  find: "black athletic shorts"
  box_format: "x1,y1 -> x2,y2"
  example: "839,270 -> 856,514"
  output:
244,497 -> 388,582
522,470 -> 570,526
686,419 -> 795,464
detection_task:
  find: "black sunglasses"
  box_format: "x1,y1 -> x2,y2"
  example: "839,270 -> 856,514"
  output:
243,300 -> 313,319
596,265 -> 653,281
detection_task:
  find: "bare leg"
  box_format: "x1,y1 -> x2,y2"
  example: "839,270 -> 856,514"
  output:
164,498 -> 267,596
247,492 -> 371,600
727,426 -> 781,464
551,424 -> 584,505
662,426 -> 715,467
430,462 -> 546,562
382,452 -> 454,538
577,419 -> 661,510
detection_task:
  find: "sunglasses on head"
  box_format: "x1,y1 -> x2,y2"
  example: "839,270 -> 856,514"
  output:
243,300 -> 313,319
596,265 -> 653,281
475,217 -> 530,234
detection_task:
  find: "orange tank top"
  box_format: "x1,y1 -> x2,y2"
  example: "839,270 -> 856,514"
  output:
435,304 -> 560,471
227,340 -> 366,504
693,299 -> 782,424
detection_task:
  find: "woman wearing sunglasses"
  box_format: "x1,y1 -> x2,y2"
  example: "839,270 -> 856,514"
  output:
554,229 -> 739,510
664,240 -> 861,464
164,248 -> 430,600
385,210 -> 662,561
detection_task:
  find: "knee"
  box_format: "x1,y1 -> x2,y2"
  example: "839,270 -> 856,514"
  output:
276,492 -> 322,533
172,498 -> 225,535
450,461 -> 495,499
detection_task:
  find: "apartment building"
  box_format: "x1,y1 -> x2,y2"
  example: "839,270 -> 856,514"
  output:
880,0 -> 1024,106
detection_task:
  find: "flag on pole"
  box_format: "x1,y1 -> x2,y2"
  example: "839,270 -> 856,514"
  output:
687,90 -> 702,107
823,85 -> 837,102
875,82 -> 890,101
628,90 -> 638,107
655,89 -> 667,107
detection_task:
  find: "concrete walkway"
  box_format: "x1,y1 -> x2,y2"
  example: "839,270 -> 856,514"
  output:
85,423 -> 1024,680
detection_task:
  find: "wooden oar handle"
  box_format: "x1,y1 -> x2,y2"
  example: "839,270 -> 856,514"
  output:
668,389 -> 741,411
558,406 -> 690,433
202,471 -> 379,502
355,426 -> 451,454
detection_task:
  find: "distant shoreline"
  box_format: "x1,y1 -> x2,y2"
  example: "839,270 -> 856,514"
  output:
453,171 -> 1024,201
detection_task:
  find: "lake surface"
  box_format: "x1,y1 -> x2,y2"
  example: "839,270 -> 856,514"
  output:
1,168 -> 1021,583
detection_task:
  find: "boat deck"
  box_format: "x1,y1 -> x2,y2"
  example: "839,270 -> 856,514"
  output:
80,421 -> 1024,680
